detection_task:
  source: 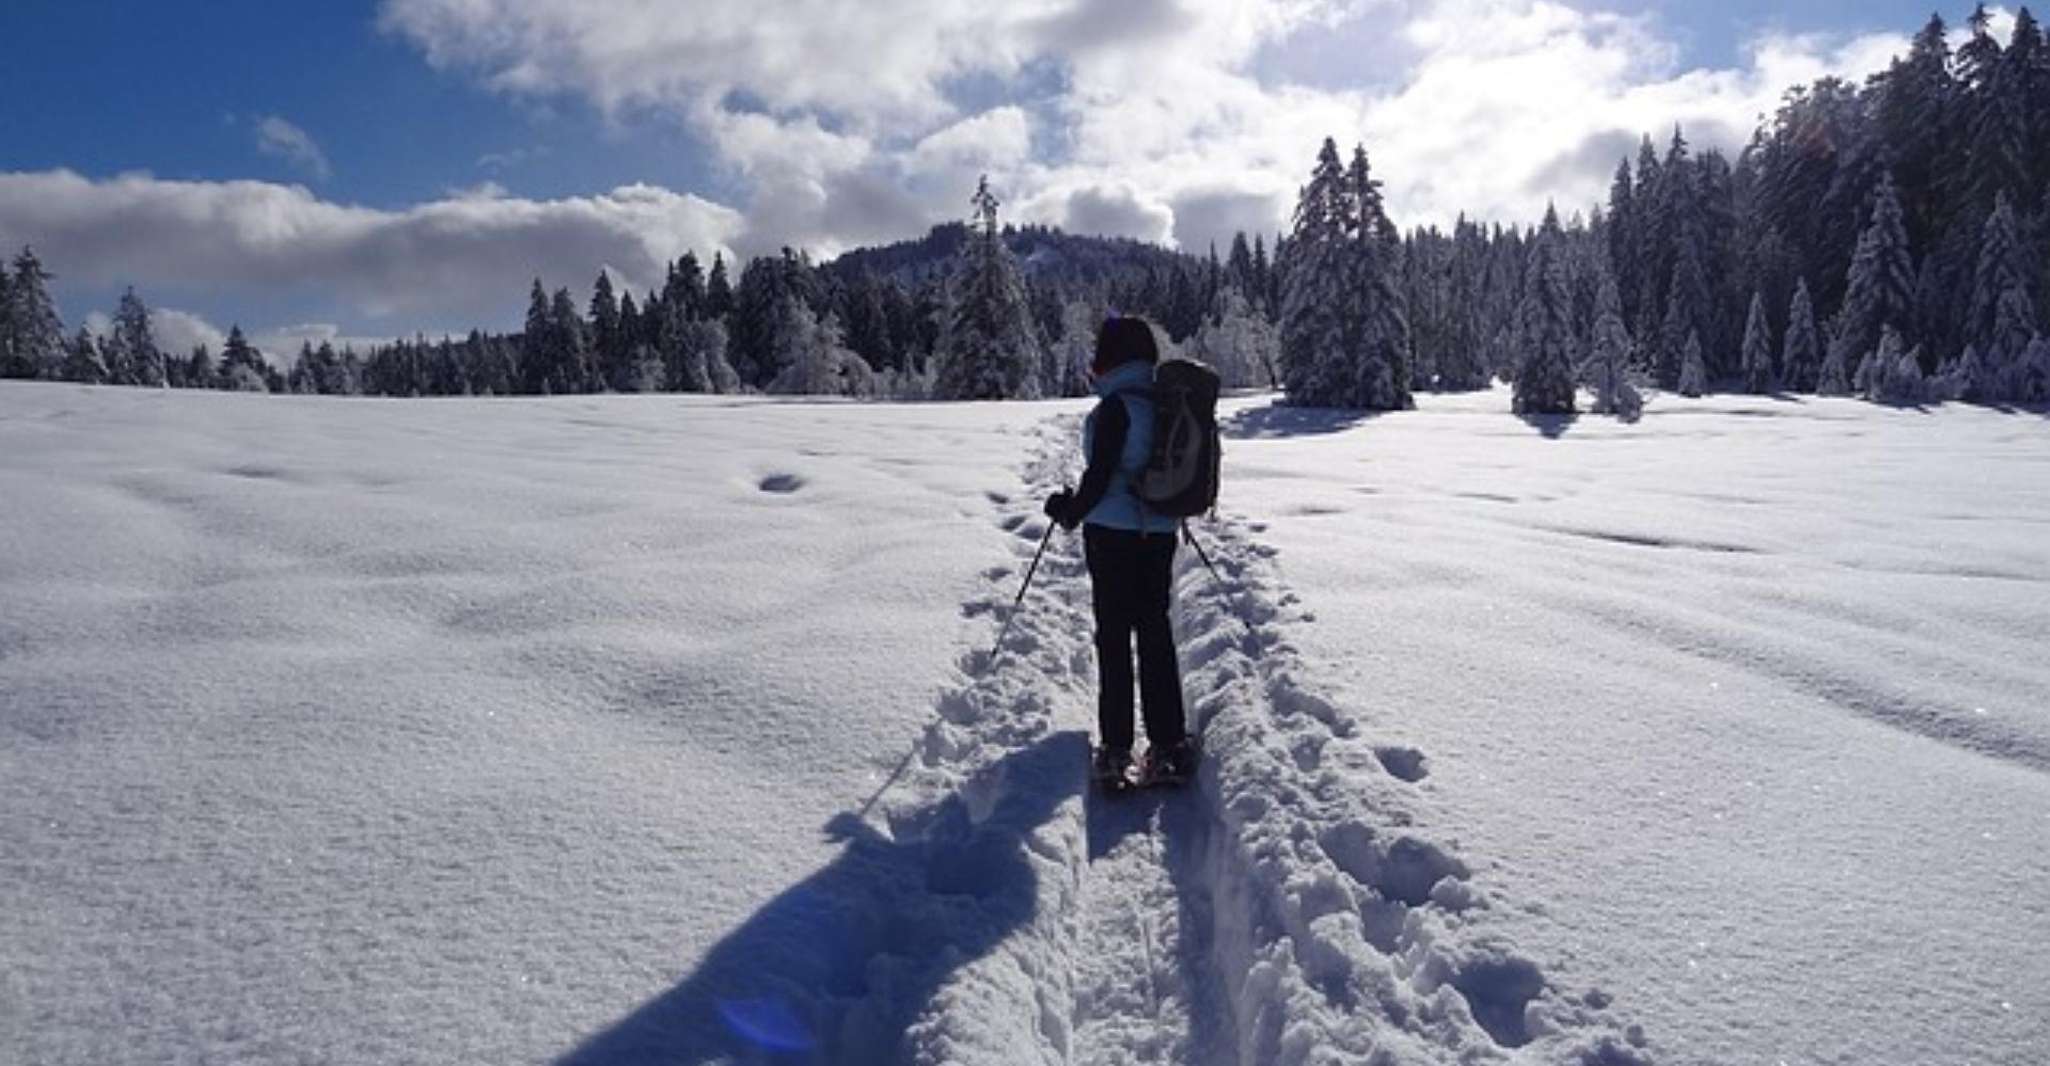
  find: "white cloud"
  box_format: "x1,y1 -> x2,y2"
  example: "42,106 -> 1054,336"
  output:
0,170 -> 744,324
14,1 -> 1933,336
378,0 -> 1915,252
254,116 -> 334,181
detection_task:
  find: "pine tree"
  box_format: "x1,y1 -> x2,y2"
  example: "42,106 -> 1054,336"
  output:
1582,266 -> 1640,418
1677,330 -> 1708,397
520,280 -> 551,394
1860,325 -> 1921,403
1782,279 -> 1822,391
1191,286 -> 1281,389
63,326 -> 107,384
1437,218 -> 1490,391
933,176 -> 1044,400
187,345 -> 216,389
1607,158 -> 1640,325
218,326 -> 269,391
1968,191 -> 2038,399
1958,4 -> 2030,218
5,248 -> 65,379
2016,333 -> 2050,403
111,288 -> 164,387
1513,206 -> 1577,414
705,252 -> 734,321
0,258 -> 13,374
1346,148 -> 1413,409
1658,240 -> 1709,388
1874,13 -> 1959,251
548,287 -> 591,394
1740,290 -> 1775,393
590,271 -> 626,391
1828,171 -> 1916,382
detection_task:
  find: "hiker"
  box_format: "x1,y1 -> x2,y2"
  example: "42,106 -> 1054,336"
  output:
1044,315 -> 1195,788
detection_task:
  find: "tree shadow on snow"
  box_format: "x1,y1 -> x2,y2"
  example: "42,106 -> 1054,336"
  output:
556,731 -> 1088,1066
1223,402 -> 1382,440
1515,412 -> 1577,439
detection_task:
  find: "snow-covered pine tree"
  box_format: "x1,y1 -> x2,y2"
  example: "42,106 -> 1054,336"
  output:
1677,330 -> 1708,397
218,326 -> 269,392
1741,290 -> 1775,393
5,247 -> 65,379
1582,265 -> 1640,418
186,344 -> 215,389
1279,138 -> 1357,405
1658,241 -> 1709,389
1607,158 -> 1639,326
1882,341 -> 1930,404
63,326 -> 106,385
1512,206 -> 1577,414
1437,218 -> 1491,392
705,253 -> 734,321
933,176 -> 1043,400
0,258 -> 12,374
1946,343 -> 1991,402
590,271 -> 629,392
1862,325 -> 1921,403
768,303 -> 876,397
1967,191 -> 2038,401
1829,171 -> 1917,387
1957,4 -> 2030,222
520,280 -> 551,394
1344,147 -> 1413,409
2016,333 -> 2050,403
111,288 -> 164,387
1782,279 -> 1822,392
1873,13 -> 1958,253
551,287 -> 594,394
1191,286 -> 1280,389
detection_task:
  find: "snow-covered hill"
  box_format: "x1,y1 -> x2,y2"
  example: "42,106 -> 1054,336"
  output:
3,382 -> 2045,1065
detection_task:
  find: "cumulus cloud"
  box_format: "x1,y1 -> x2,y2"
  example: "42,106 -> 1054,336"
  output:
379,0 -> 1912,251
0,170 -> 744,324
254,116 -> 333,181
13,1 -> 1932,336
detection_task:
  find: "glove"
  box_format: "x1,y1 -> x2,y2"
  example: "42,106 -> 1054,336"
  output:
1043,490 -> 1080,531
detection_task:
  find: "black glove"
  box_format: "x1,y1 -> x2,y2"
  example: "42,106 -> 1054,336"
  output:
1043,490 -> 1079,530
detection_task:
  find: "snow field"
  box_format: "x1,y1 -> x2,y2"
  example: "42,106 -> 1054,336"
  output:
7,381 -> 2046,1066
0,384 -> 1053,1064
1219,388 -> 2050,1065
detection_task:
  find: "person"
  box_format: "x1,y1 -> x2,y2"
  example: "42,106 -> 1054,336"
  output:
1044,315 -> 1195,787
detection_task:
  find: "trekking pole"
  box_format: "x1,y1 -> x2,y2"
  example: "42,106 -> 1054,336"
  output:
1181,519 -> 1226,589
987,520 -> 1058,666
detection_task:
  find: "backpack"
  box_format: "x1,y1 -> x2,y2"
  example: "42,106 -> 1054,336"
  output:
1127,358 -> 1222,518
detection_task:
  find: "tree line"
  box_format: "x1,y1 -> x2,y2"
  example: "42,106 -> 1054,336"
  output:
0,180 -> 1276,400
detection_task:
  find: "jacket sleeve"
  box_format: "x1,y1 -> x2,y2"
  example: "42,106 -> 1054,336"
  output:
1067,396 -> 1129,523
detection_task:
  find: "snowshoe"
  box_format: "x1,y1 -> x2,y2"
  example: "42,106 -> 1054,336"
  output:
1136,739 -> 1199,788
1091,746 -> 1134,792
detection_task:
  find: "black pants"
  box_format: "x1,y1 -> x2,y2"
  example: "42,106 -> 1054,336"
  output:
1083,525 -> 1187,754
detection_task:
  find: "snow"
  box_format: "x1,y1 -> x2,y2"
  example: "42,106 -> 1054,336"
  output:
4,380 -> 2048,1065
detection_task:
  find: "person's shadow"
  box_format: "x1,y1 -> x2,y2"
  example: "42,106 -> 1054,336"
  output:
556,731 -> 1088,1066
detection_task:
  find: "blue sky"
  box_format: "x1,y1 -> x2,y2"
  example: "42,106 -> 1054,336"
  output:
0,0 -> 1972,353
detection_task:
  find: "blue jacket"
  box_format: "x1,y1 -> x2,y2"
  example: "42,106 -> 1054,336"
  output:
1077,361 -> 1179,535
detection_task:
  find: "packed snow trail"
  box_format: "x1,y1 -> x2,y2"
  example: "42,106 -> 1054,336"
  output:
873,414 -> 1650,1065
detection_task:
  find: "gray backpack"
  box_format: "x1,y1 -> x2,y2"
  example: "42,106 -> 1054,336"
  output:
1128,359 -> 1222,518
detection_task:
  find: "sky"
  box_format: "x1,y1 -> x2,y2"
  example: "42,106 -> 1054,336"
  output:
0,0 -> 1991,356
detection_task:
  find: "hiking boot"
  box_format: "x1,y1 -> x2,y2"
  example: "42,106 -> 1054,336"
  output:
1139,739 -> 1199,786
1091,746 -> 1133,790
